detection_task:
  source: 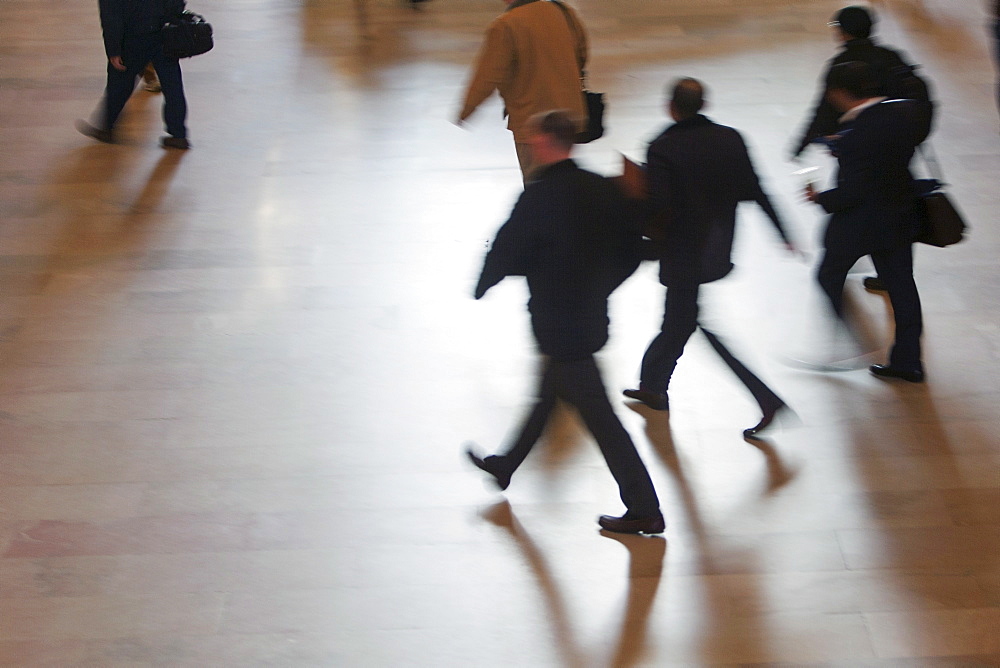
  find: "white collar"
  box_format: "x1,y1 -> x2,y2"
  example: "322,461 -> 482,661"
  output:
839,96 -> 887,124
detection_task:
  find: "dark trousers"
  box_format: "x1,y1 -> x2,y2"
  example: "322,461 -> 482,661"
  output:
817,243 -> 923,371
500,356 -> 660,517
102,32 -> 187,138
639,285 -> 783,411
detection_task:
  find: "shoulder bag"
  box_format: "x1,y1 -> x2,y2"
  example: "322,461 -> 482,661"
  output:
913,145 -> 967,247
550,0 -> 604,143
162,10 -> 214,59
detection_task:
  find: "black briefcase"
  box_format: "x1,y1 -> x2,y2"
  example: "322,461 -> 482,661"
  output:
162,11 -> 214,59
913,179 -> 968,248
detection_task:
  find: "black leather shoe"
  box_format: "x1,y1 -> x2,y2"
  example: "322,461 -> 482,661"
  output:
465,446 -> 512,491
598,512 -> 666,535
870,364 -> 924,383
744,401 -> 787,440
622,388 -> 669,411
75,119 -> 114,143
863,276 -> 887,292
160,136 -> 191,150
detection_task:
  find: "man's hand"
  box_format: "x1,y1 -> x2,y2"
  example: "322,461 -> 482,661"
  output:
109,56 -> 126,71
803,182 -> 818,203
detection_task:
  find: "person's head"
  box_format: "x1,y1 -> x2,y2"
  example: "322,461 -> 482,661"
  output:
668,77 -> 706,121
525,110 -> 577,166
825,60 -> 879,111
830,5 -> 875,42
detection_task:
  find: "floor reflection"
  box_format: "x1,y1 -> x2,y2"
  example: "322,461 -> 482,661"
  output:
479,500 -> 666,667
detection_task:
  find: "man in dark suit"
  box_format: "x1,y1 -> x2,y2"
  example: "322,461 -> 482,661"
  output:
792,5 -> 934,293
623,78 -> 794,439
76,0 -> 190,149
465,110 -> 664,535
791,5 -> 932,160
805,61 -> 925,382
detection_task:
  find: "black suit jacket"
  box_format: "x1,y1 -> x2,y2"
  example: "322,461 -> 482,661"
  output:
646,115 -> 789,288
792,38 -> 916,157
475,159 -> 643,360
815,100 -> 922,256
99,0 -> 186,58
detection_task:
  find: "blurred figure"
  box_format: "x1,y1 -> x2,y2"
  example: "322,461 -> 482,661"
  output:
994,0 -> 1000,121
623,78 -> 794,439
457,0 -> 588,181
142,63 -> 161,93
791,5 -> 935,294
791,5 -> 933,160
465,110 -> 663,535
76,0 -> 190,149
804,62 -> 925,383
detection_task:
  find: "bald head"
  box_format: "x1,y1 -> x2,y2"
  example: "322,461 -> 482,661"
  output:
668,77 -> 706,121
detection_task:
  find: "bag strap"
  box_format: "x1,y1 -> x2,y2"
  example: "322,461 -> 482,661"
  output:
917,143 -> 946,186
548,0 -> 587,84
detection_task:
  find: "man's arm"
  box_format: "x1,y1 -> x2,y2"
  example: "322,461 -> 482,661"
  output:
732,135 -> 795,246
459,21 -> 514,123
99,0 -> 125,60
791,61 -> 842,159
474,196 -> 534,299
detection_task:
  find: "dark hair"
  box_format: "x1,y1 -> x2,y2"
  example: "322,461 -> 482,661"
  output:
531,109 -> 577,150
826,61 -> 879,98
834,6 -> 875,39
670,77 -> 705,118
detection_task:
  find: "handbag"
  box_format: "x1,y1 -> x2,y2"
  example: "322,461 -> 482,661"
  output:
913,147 -> 968,247
162,11 -> 214,59
578,90 -> 605,143
550,1 -> 605,143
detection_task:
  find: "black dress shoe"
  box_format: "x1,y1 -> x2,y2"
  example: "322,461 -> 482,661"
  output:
75,119 -> 114,143
160,136 -> 191,150
863,275 -> 887,292
622,388 -> 669,411
465,446 -> 512,491
598,512 -> 666,535
744,401 -> 786,440
870,364 -> 924,383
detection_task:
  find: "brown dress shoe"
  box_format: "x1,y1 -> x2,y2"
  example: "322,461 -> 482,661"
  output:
598,512 -> 665,535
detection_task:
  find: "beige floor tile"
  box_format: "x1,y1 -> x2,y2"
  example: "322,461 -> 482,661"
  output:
866,608 -> 1000,659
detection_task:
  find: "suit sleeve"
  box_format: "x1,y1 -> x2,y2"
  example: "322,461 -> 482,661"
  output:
791,61 -> 842,157
814,130 -> 871,214
474,194 -> 534,299
99,0 -> 125,59
732,134 -> 792,244
460,21 -> 514,122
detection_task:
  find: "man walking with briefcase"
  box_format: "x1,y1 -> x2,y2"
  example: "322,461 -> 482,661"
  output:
77,0 -> 191,149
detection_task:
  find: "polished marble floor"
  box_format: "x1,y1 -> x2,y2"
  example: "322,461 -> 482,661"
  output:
1,0 -> 999,665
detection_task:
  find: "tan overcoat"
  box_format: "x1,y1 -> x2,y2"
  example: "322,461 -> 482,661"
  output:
459,0 -> 588,141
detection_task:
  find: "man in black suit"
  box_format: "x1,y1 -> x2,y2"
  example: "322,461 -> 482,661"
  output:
791,5 -> 932,160
792,5 -> 934,293
623,78 -> 794,439
805,62 -> 925,382
465,110 -> 664,535
76,0 -> 190,149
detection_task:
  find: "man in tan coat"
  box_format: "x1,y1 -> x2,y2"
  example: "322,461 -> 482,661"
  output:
458,0 -> 588,180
